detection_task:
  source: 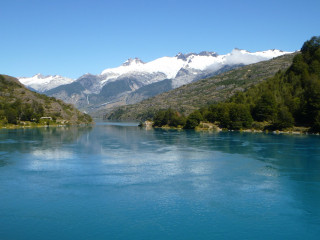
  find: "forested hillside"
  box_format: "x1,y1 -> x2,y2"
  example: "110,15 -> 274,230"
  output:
153,36 -> 320,132
106,53 -> 296,120
0,75 -> 92,126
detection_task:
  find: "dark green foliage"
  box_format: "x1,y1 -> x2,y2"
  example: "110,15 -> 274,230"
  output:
301,36 -> 320,62
206,104 -> 230,127
184,110 -> 203,129
272,106 -> 295,130
202,103 -> 252,130
229,104 -> 253,130
184,118 -> 199,129
252,92 -> 277,121
153,110 -> 167,127
151,36 -> 320,132
4,107 -> 18,124
227,36 -> 320,132
290,54 -> 309,75
0,99 -> 45,124
0,74 -> 92,126
153,108 -> 186,127
311,111 -> 320,132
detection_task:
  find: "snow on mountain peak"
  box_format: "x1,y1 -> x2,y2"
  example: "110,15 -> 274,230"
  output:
223,48 -> 289,66
19,48 -> 292,94
100,49 -> 291,83
19,74 -> 75,92
34,73 -> 45,78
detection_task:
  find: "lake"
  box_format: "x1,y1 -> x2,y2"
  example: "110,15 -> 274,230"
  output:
0,122 -> 319,239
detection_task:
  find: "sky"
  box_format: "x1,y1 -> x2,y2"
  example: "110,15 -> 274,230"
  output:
1,0 -> 319,79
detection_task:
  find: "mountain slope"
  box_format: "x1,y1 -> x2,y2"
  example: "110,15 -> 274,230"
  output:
152,36 -> 320,132
100,49 -> 289,83
21,49 -> 291,113
0,75 -> 92,126
105,53 -> 297,120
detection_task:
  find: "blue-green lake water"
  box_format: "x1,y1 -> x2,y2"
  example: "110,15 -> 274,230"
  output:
0,122 -> 320,239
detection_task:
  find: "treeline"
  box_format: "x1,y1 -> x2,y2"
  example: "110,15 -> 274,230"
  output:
152,104 -> 253,130
152,36 -> 320,132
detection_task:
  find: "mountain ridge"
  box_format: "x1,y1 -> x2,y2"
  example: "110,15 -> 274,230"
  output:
18,49 -> 292,113
105,52 -> 297,120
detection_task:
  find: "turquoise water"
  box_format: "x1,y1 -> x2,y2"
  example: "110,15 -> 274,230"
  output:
0,122 -> 320,239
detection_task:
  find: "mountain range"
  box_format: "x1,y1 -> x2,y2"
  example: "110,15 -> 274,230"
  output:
105,53 -> 297,120
18,49 -> 292,114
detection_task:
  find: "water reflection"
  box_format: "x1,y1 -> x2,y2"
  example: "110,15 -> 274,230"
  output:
2,124 -> 319,184
80,124 -> 320,219
0,126 -> 92,166
0,122 -> 320,239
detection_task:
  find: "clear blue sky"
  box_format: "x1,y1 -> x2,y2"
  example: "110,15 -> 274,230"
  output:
1,0 -> 319,79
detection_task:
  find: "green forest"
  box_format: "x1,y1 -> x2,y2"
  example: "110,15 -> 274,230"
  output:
0,75 -> 92,127
152,36 -> 320,132
0,76 -> 44,125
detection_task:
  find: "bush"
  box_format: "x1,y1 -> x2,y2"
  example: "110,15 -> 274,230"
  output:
184,118 -> 199,129
311,111 -> 320,132
272,106 -> 294,130
229,103 -> 253,130
184,110 -> 203,129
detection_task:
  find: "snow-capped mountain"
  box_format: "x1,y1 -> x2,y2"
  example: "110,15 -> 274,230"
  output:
19,49 -> 292,112
98,49 -> 289,89
19,74 -> 75,92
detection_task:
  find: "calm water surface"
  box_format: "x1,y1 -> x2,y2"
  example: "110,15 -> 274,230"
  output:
0,122 -> 320,239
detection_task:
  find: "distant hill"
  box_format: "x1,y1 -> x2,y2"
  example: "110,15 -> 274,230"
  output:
105,53 -> 297,120
0,75 -> 92,126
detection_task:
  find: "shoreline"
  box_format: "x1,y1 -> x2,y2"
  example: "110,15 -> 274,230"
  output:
140,121 -> 317,135
0,122 -> 94,130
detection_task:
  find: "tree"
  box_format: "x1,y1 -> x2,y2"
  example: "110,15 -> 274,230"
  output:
290,54 -> 309,75
253,92 -> 277,122
303,75 -> 320,124
153,110 -> 166,127
229,104 -> 253,130
273,106 -> 294,130
301,36 -> 320,62
153,109 -> 186,127
5,108 -> 18,124
311,111 -> 320,132
184,110 -> 203,129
